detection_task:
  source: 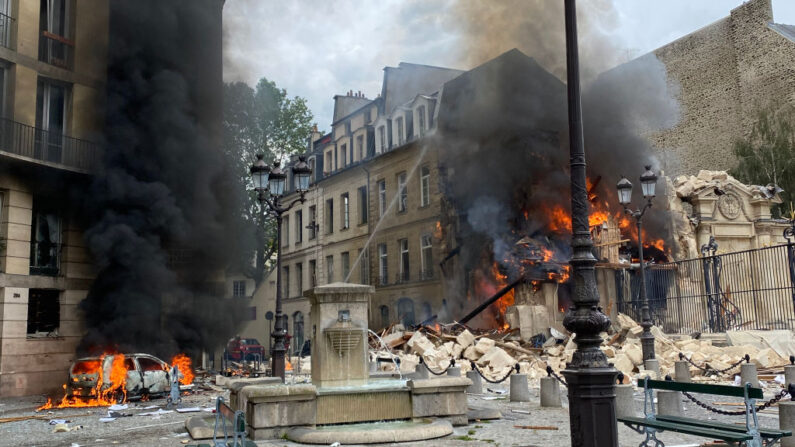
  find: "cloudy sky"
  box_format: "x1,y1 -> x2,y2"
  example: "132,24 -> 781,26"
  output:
223,0 -> 795,132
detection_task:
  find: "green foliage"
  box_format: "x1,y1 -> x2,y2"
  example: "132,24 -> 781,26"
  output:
731,105 -> 795,217
222,78 -> 316,281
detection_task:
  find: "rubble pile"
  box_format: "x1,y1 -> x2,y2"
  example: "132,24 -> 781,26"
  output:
370,314 -> 792,386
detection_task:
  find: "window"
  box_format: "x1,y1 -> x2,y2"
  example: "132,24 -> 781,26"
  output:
138,357 -> 167,372
396,117 -> 404,145
283,266 -> 290,298
378,180 -> 386,217
379,305 -> 389,329
30,205 -> 61,276
296,263 -> 303,296
341,193 -> 349,229
325,151 -> 332,174
341,252 -> 350,282
26,289 -> 59,336
326,199 -> 334,234
326,255 -> 334,283
39,0 -> 73,69
295,210 -> 303,243
378,126 -> 386,152
232,280 -> 247,298
282,215 -> 289,246
421,234 -> 434,279
357,135 -> 364,161
397,297 -> 415,327
0,64 -> 8,117
405,111 -> 413,139
0,1 -> 11,49
378,243 -> 388,285
399,239 -> 409,282
359,248 -> 369,284
398,172 -> 407,212
35,79 -> 69,163
364,109 -> 371,123
309,259 -> 317,287
420,166 -> 430,207
309,206 -> 317,239
418,105 -> 426,136
293,312 -> 304,355
358,186 -> 367,224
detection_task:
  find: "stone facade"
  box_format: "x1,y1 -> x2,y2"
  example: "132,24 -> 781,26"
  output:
650,0 -> 795,175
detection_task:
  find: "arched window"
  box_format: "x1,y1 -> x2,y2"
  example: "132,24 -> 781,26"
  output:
379,305 -> 389,329
397,297 -> 415,327
293,312 -> 304,356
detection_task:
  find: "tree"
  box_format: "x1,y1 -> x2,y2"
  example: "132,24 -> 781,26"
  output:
731,105 -> 795,217
223,78 -> 315,284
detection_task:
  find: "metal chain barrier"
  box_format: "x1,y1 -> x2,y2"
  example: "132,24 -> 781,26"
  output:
678,353 -> 749,375
470,361 -> 519,384
680,388 -> 790,416
418,356 -> 454,376
546,365 -> 567,387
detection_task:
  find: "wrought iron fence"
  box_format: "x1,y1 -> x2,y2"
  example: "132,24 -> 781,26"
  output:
0,117 -> 100,172
617,243 -> 795,333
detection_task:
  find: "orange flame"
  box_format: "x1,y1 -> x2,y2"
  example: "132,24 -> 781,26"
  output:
38,353 -> 129,410
170,354 -> 194,385
286,360 -> 294,372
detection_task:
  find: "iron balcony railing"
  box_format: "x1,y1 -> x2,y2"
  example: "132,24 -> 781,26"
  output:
0,117 -> 100,172
0,12 -> 13,49
420,267 -> 435,281
30,241 -> 61,276
39,31 -> 74,70
395,271 -> 410,284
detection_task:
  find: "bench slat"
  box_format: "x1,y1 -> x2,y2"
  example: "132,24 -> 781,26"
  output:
655,415 -> 792,438
618,416 -> 752,442
637,378 -> 763,399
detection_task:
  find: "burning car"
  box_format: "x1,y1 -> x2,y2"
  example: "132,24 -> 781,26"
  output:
66,353 -> 176,402
225,337 -> 266,361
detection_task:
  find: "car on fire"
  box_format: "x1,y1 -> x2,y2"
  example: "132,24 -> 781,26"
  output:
225,337 -> 266,361
66,353 -> 178,401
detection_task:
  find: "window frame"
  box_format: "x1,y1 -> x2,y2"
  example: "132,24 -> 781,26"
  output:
397,172 -> 407,213
378,180 -> 386,217
399,238 -> 409,282
341,193 -> 349,230
420,166 -> 430,207
378,243 -> 388,285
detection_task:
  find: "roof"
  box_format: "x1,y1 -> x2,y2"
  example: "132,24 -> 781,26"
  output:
768,22 -> 795,42
380,62 -> 464,116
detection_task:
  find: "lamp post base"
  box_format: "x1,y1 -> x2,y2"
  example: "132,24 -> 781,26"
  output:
562,367 -> 619,447
640,329 -> 655,361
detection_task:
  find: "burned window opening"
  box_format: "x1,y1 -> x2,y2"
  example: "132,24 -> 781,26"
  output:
27,289 -> 60,336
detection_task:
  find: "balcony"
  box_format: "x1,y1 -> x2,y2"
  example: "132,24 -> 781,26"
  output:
419,267 -> 434,281
30,241 -> 61,276
395,271 -> 410,284
0,118 -> 100,172
0,11 -> 13,50
39,31 -> 74,70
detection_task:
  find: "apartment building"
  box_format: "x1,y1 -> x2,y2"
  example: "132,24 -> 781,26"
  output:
0,0 -> 108,396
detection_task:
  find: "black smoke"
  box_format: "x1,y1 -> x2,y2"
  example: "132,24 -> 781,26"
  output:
78,0 -> 248,357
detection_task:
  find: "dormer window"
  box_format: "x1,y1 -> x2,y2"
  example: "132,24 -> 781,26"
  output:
396,117 -> 404,145
378,126 -> 386,153
418,105 -> 426,137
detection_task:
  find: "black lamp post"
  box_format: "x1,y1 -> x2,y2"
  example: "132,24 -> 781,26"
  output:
250,153 -> 312,381
561,1 -> 618,445
617,165 -> 658,361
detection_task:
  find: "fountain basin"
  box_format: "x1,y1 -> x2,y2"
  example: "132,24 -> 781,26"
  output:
287,419 -> 453,445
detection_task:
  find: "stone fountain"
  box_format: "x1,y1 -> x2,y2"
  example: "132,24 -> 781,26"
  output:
233,282 -> 471,443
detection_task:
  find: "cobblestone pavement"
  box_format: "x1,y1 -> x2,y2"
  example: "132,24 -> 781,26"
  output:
0,382 -> 787,447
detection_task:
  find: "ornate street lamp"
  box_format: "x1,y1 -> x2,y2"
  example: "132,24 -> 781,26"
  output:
561,1 -> 619,445
616,165 -> 658,362
250,153 -> 313,381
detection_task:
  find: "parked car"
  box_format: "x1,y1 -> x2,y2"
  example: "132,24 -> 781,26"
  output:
225,337 -> 266,361
66,353 -> 177,401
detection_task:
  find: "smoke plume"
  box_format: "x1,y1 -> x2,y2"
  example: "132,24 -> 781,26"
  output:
78,0 -> 248,357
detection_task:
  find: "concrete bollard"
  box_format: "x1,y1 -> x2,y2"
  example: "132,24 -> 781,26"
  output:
644,359 -> 661,379
466,370 -> 482,394
510,374 -> 531,402
447,366 -> 461,377
780,401 -> 795,447
615,384 -> 638,418
740,363 -> 759,388
785,365 -> 795,389
675,361 -> 691,382
369,361 -> 378,373
414,363 -> 429,380
540,377 -> 562,407
657,390 -> 682,416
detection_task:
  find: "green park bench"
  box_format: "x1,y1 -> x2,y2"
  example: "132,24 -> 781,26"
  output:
187,396 -> 256,447
619,377 -> 792,447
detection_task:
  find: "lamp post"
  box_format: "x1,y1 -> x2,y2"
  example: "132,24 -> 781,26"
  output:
561,1 -> 618,445
617,165 -> 658,361
250,153 -> 312,381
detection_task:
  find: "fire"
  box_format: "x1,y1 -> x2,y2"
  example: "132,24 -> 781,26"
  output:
170,354 -> 194,385
38,353 -> 129,411
490,263 -> 515,320
433,221 -> 443,240
286,359 -> 294,372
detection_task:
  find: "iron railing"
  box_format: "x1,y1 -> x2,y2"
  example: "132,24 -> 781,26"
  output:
0,12 -> 13,49
420,267 -> 435,281
30,241 -> 61,276
0,117 -> 100,172
617,243 -> 795,333
39,31 -> 74,70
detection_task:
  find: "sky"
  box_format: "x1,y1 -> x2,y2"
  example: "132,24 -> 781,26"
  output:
222,0 -> 795,133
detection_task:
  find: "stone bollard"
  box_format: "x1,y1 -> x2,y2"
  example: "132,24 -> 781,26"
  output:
414,363 -> 430,380
540,377 -> 562,407
369,361 -> 378,373
615,384 -> 638,418
657,390 -> 682,416
740,362 -> 759,388
466,370 -> 482,394
447,366 -> 461,377
780,400 -> 795,447
644,359 -> 661,379
510,374 -> 531,402
675,361 -> 691,382
785,357 -> 795,389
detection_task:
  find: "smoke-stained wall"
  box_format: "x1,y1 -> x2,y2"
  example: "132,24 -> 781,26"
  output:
78,0 -> 247,357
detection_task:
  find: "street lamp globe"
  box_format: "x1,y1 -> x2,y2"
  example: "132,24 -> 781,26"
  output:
268,161 -> 286,196
250,154 -> 270,191
640,165 -> 658,199
292,155 -> 312,192
616,176 -> 633,206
